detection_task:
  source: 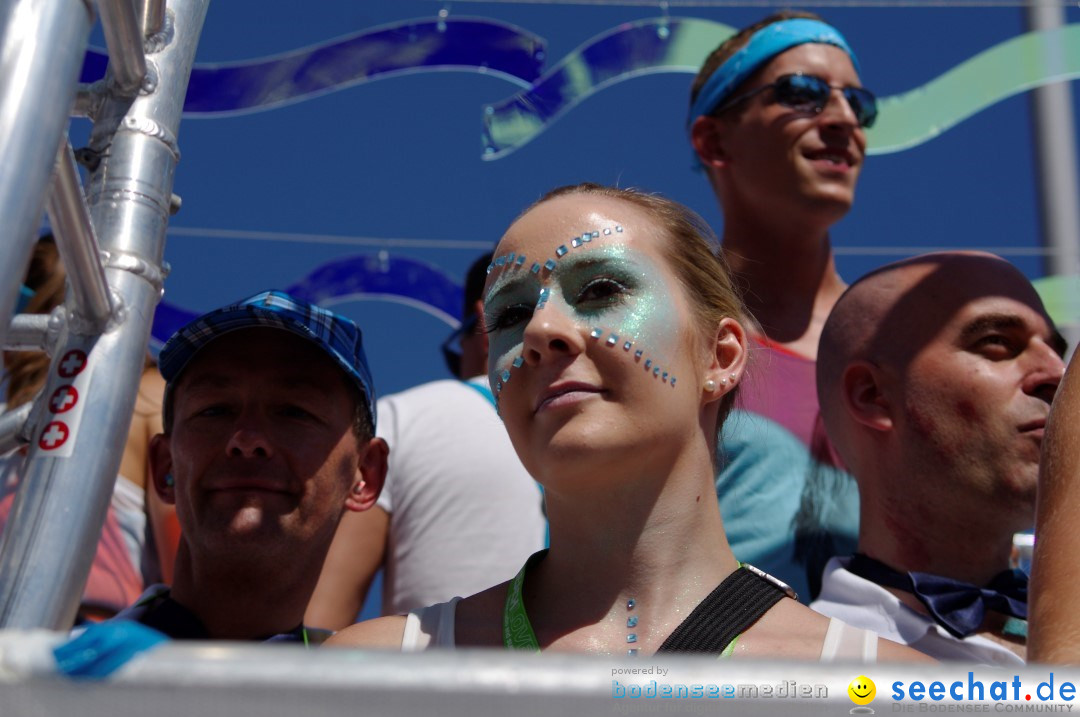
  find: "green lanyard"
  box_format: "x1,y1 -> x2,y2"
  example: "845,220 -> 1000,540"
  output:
501,549 -> 739,657
503,550 -> 546,651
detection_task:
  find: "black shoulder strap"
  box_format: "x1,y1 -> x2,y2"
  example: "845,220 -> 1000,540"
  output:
656,566 -> 789,654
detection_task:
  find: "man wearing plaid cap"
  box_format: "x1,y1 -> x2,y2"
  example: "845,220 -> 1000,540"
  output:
115,291 -> 388,642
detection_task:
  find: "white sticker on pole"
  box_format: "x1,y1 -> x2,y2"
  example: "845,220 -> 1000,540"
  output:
37,348 -> 93,458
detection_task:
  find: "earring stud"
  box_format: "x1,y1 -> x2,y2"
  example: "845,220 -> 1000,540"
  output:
704,379 -> 717,392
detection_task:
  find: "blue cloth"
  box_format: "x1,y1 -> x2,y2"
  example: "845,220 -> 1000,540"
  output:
54,621 -> 168,679
688,18 -> 859,127
717,410 -> 859,602
159,290 -> 377,429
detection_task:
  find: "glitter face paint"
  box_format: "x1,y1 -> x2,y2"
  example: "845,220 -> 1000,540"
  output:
483,229 -> 683,407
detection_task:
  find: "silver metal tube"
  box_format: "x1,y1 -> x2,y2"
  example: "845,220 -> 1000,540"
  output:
47,141 -> 113,328
98,0 -> 148,95
141,0 -> 165,37
4,315 -> 50,352
0,403 -> 34,457
1026,5 -> 1080,279
0,0 -> 94,356
0,0 -> 210,630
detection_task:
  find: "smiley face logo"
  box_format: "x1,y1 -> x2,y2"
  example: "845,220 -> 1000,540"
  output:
848,676 -> 876,706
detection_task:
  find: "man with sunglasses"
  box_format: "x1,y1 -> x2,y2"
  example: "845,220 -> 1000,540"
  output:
306,253 -> 546,630
688,12 -> 878,601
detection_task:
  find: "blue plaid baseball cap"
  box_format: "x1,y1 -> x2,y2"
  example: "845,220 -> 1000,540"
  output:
159,291 -> 377,429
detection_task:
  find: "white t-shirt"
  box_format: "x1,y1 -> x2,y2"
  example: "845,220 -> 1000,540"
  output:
376,378 -> 546,615
811,557 -> 1025,665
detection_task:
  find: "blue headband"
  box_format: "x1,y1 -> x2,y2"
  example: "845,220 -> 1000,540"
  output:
688,18 -> 860,128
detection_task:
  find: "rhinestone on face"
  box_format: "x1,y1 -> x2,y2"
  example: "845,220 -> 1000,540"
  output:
590,328 -> 604,339
634,350 -> 643,360
627,598 -> 636,610
653,367 -> 660,377
670,377 -> 677,388
627,616 -> 638,628
623,341 -> 632,351
662,372 -> 668,382
582,233 -> 592,243
628,649 -> 639,656
507,252 -> 516,264
516,255 -> 526,266
495,256 -> 507,266
615,226 -> 623,233
495,381 -> 503,392
571,237 -> 582,248
644,359 -> 652,370
544,259 -> 556,272
530,262 -> 541,274
501,369 -> 511,383
555,245 -> 568,257
606,334 -> 618,347
486,263 -> 494,274
627,634 -> 638,643
591,231 -> 599,238
603,228 -> 612,236
512,356 -> 524,368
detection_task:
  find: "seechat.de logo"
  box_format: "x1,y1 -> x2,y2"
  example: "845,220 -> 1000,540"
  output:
849,675 -> 876,714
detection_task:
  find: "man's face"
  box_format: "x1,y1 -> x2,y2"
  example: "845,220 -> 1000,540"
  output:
711,43 -> 867,222
892,263 -> 1064,525
156,328 -> 366,559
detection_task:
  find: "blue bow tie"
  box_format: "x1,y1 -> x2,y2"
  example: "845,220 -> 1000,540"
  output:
846,554 -> 1027,639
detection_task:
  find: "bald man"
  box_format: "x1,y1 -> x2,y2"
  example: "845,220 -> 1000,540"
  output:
810,252 -> 1065,664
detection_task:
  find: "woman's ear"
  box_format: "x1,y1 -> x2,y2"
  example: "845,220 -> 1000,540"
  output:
702,317 -> 747,402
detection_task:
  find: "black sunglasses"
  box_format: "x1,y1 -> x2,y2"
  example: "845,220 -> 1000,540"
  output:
714,73 -> 878,129
441,314 -> 479,378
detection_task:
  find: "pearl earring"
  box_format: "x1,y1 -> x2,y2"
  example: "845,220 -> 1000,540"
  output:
704,379 -> 717,392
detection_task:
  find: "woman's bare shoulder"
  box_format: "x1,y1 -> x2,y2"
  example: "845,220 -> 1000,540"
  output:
324,615 -> 408,649
735,599 -> 933,662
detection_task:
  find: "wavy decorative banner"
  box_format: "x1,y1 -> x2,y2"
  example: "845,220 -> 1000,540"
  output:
150,253 -> 463,348
869,24 -> 1080,154
1033,274 -> 1080,327
81,17 -> 546,116
482,17 -> 732,160
82,15 -> 1080,157
480,19 -> 1080,159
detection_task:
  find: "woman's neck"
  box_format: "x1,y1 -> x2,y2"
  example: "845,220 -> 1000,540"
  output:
525,454 -> 739,653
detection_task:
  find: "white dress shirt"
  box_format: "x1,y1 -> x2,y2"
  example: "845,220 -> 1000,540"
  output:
811,556 -> 1025,665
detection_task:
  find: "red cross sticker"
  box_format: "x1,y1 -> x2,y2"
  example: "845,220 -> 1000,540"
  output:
58,350 -> 88,378
39,421 -> 70,450
48,385 -> 79,414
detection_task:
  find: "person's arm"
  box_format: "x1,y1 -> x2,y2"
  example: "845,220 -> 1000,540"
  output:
1029,351 -> 1080,664
305,505 -> 389,631
323,614 -> 407,649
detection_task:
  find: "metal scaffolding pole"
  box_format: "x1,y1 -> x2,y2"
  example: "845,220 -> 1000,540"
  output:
0,0 -> 94,357
1027,2 -> 1080,280
97,0 -> 148,95
46,141 -> 114,328
0,0 -> 209,629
